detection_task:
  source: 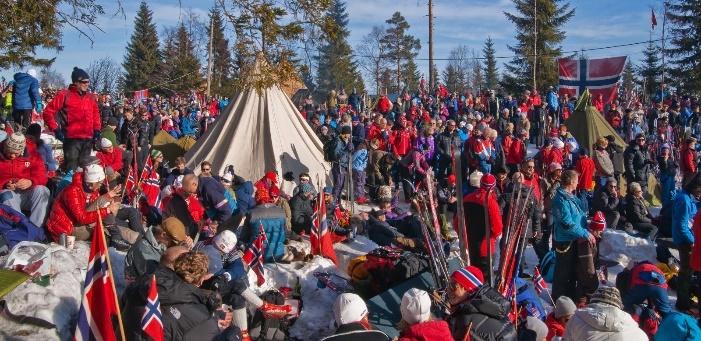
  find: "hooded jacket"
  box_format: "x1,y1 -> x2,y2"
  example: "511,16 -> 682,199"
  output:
448,285 -> 516,341
397,320 -> 454,341
46,172 -> 108,242
552,187 -> 588,242
12,72 -> 40,110
0,144 -> 48,188
43,84 -> 101,139
672,190 -> 697,246
563,303 -> 647,341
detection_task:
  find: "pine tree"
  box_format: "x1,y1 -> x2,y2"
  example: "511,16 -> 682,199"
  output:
471,51 -> 484,91
403,59 -> 421,91
502,0 -> 574,94
167,23 -> 202,93
316,0 -> 364,97
209,10 -> 234,96
665,0 -> 701,94
123,2 -> 162,92
442,64 -> 461,93
482,37 -> 499,90
381,12 -> 421,93
622,61 -> 636,95
637,39 -> 661,96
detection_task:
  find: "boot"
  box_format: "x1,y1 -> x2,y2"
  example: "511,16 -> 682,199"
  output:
241,330 -> 251,341
259,302 -> 292,319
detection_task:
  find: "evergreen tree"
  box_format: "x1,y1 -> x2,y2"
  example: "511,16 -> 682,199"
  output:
166,23 -> 202,93
403,59 -> 421,91
622,60 -> 636,95
380,12 -> 421,93
123,2 -> 162,92
482,37 -> 499,90
666,0 -> 701,94
316,0 -> 364,97
442,64 -> 462,93
637,39 -> 661,96
471,50 -> 484,91
502,0 -> 574,94
209,10 -> 234,96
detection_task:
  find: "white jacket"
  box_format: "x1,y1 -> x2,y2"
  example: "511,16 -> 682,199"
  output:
563,303 -> 647,341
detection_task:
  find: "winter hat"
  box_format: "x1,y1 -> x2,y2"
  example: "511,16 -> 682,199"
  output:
265,171 -> 278,182
589,211 -> 606,232
549,162 -> 563,172
340,125 -> 352,135
469,170 -> 483,188
591,286 -> 622,309
162,217 -> 187,242
107,117 -> 119,127
451,266 -> 484,292
84,164 -> 105,183
465,123 -> 474,132
447,174 -> 457,185
525,316 -> 548,341
333,293 -> 368,325
151,149 -> 163,159
71,67 -> 90,83
553,296 -> 576,318
213,230 -> 237,254
480,173 -> 496,191
300,183 -> 314,195
222,173 -> 233,183
400,288 -> 431,325
4,133 -> 25,155
100,138 -> 113,148
553,138 -> 565,149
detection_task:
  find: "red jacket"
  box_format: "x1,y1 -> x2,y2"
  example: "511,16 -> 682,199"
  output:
42,85 -> 101,139
0,146 -> 48,188
523,173 -> 542,203
96,147 -> 124,172
46,172 -> 108,242
463,189 -> 503,257
545,314 -> 566,341
397,320 -> 454,341
367,124 -> 387,151
575,156 -> 596,191
391,128 -> 413,157
376,96 -> 392,114
540,147 -> 563,170
680,146 -> 696,176
254,178 -> 280,205
507,138 -> 526,165
690,212 -> 701,271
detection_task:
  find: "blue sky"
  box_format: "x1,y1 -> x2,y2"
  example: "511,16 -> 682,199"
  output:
1,0 -> 666,86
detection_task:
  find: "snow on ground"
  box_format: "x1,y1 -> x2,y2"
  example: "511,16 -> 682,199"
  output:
599,230 -> 657,266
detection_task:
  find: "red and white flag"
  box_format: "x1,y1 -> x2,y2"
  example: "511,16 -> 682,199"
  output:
139,156 -> 161,208
141,275 -> 164,341
134,89 -> 149,102
558,56 -> 627,105
243,223 -> 267,286
311,192 -> 338,265
74,218 -> 123,341
533,266 -> 548,295
651,9 -> 658,29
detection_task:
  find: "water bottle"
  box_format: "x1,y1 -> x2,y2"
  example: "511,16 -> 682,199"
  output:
59,233 -> 67,248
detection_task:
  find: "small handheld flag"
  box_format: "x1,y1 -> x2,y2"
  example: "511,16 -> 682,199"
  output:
533,266 -> 548,295
141,274 -> 164,341
243,223 -> 267,286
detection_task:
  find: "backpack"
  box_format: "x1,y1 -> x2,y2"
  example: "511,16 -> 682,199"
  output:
347,255 -> 369,282
323,138 -> 340,162
249,290 -> 289,341
539,250 -> 555,283
390,252 -> 429,284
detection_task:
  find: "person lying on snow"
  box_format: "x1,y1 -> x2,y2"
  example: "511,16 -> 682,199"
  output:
366,209 -> 419,251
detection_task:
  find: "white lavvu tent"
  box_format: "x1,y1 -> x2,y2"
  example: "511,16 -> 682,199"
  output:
185,82 -> 331,192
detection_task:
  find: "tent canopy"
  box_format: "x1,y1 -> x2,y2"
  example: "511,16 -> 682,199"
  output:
564,89 -> 626,152
185,82 -> 331,192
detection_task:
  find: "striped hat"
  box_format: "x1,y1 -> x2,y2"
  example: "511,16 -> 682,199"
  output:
481,173 -> 497,191
451,266 -> 484,292
589,211 -> 606,232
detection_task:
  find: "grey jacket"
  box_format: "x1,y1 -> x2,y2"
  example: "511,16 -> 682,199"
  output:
125,228 -> 166,280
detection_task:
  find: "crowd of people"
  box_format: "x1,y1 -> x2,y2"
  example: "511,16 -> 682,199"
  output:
2,62 -> 701,341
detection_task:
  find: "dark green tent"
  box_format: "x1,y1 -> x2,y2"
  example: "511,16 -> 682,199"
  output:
564,90 -> 626,152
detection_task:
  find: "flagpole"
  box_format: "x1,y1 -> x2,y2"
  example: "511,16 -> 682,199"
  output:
97,213 -> 127,341
661,1 -> 667,85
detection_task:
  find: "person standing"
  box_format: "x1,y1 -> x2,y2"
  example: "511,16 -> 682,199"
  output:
43,67 -> 101,171
11,69 -> 40,128
331,125 -> 354,204
672,174 -> 701,311
624,134 -> 651,196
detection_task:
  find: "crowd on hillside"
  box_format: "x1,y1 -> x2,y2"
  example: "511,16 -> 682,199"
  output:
2,64 -> 701,341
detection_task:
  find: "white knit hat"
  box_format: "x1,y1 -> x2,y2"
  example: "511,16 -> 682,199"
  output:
333,293 -> 368,325
100,137 -> 113,148
400,288 -> 431,324
213,230 -> 237,254
469,170 -> 483,188
553,138 -> 565,149
84,164 -> 105,183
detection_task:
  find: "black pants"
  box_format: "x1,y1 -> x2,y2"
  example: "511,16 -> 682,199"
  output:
552,240 -> 578,301
677,244 -> 693,310
632,222 -> 658,240
11,109 -> 32,128
63,138 -> 93,171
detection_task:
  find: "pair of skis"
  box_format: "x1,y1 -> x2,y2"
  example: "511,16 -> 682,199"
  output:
496,183 -> 534,297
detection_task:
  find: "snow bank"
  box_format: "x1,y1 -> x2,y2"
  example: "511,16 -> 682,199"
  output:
599,230 -> 657,266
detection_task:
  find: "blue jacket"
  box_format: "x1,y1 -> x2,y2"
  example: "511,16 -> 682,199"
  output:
552,187 -> 589,242
352,149 -> 368,171
655,312 -> 701,341
198,176 -> 233,222
12,72 -> 39,110
234,181 -> 256,215
672,190 -> 697,245
546,91 -> 559,110
38,142 -> 58,171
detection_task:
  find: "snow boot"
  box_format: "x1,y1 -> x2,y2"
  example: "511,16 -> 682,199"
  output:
259,302 -> 292,319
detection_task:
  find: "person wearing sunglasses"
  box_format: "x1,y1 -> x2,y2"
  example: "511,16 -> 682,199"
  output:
623,133 -> 652,197
42,66 -> 102,171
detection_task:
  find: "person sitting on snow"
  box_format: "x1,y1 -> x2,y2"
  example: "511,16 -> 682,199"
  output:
621,261 -> 672,317
545,296 -> 576,341
366,209 -> 416,250
162,174 -> 206,238
95,137 -> 123,177
564,286 -> 647,340
446,266 -> 516,341
289,183 -> 315,237
198,161 -> 233,223
396,288 -> 452,341
254,170 -> 281,205
321,293 -> 389,341
124,216 -> 190,282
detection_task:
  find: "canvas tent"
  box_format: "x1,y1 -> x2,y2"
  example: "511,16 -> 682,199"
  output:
184,81 -> 331,192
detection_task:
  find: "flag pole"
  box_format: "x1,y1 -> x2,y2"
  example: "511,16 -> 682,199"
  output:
661,1 -> 667,85
97,213 -> 127,341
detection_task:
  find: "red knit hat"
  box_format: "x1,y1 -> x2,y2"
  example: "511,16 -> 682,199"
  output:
265,171 -> 278,182
447,174 -> 457,185
451,266 -> 484,292
589,211 -> 606,231
481,173 -> 496,190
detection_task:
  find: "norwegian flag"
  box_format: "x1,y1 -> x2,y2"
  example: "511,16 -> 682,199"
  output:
558,56 -> 627,105
533,266 -> 548,295
125,165 -> 138,201
134,89 -> 149,102
74,218 -> 123,341
141,275 -> 164,341
651,9 -> 657,29
139,156 -> 161,208
311,192 -> 338,265
243,223 -> 267,286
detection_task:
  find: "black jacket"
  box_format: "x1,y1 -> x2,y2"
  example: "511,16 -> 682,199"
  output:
289,192 -> 314,233
607,142 -> 625,175
624,143 -> 650,184
625,194 -> 652,224
436,131 -> 461,159
320,322 -> 389,341
119,118 -> 150,149
367,215 -> 399,246
592,188 -> 619,214
448,285 -> 517,341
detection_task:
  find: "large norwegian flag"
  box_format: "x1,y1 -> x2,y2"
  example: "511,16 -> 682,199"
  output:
311,192 -> 338,265
75,218 -> 123,341
558,56 -> 627,105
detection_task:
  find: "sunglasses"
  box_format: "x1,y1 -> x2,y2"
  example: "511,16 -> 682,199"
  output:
79,80 -> 90,84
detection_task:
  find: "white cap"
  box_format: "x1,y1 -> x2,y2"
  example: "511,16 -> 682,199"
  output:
459,121 -> 466,128
27,69 -> 37,78
333,293 -> 368,325
469,170 -> 483,188
213,230 -> 237,253
100,138 -> 113,148
553,138 -> 565,149
84,164 -> 105,183
400,288 -> 431,324
465,123 -> 474,132
222,173 -> 233,182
